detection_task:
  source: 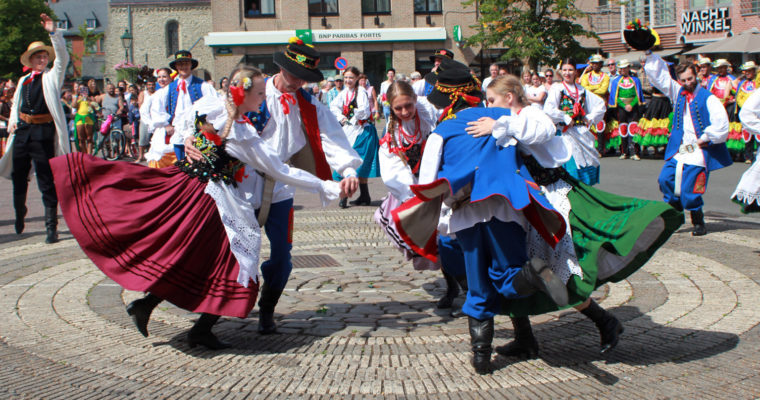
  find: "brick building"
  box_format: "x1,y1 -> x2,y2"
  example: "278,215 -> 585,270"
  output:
49,0 -> 108,81
105,0 -> 214,83
205,0 -> 481,88
585,0 -> 760,64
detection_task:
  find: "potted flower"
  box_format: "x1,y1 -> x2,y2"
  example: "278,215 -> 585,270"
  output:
113,61 -> 141,83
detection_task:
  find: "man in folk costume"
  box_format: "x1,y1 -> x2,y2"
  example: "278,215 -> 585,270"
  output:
580,55 -> 611,155
706,59 -> 736,107
149,51 -> 216,165
607,59 -> 645,160
697,57 -> 713,88
639,45 -> 731,236
0,14 -> 69,244
729,61 -> 760,163
392,64 -> 569,374
412,49 -> 454,97
246,38 -> 361,334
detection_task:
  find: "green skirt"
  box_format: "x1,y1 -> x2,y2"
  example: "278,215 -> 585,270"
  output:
501,176 -> 684,317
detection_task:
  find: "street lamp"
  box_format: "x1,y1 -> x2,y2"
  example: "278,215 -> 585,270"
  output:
120,29 -> 132,61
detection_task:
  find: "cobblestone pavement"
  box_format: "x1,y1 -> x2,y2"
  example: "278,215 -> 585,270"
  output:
1,160 -> 760,399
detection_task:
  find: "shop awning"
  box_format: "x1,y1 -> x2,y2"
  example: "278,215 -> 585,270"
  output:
684,28 -> 760,54
611,48 -> 682,61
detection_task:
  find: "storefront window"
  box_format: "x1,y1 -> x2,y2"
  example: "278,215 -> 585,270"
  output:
362,0 -> 391,14
713,0 -> 731,6
688,0 -> 706,9
653,0 -> 675,25
309,0 -> 339,15
591,5 -> 619,32
750,0 -> 760,13
414,0 -> 442,13
625,0 -> 651,23
244,0 -> 275,18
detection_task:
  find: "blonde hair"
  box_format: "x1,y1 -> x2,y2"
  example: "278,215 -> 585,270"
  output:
385,81 -> 417,162
220,65 -> 263,139
486,75 -> 527,107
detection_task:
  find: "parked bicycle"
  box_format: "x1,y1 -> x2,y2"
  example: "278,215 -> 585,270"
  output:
97,114 -> 127,161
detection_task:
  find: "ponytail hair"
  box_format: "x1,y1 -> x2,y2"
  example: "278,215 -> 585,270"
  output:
220,65 -> 263,139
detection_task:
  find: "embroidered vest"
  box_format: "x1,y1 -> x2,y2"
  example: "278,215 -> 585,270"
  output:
667,87 -> 732,171
166,76 -> 204,123
608,75 -> 643,108
176,113 -> 244,186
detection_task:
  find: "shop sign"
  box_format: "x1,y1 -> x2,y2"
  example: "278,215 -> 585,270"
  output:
205,28 -> 446,47
680,7 -> 731,35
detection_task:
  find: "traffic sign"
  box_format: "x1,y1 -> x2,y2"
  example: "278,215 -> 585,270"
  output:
334,57 -> 348,70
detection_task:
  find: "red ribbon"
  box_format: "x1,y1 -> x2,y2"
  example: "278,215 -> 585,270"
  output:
681,89 -> 695,103
230,85 -> 245,106
202,129 -> 222,146
177,80 -> 187,93
280,93 -> 296,115
22,71 -> 41,85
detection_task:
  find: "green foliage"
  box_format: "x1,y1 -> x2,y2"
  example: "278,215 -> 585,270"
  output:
0,0 -> 54,79
463,0 -> 598,68
69,23 -> 104,77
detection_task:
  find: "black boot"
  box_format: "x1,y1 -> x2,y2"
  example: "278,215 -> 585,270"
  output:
468,316 -> 494,375
339,197 -> 348,209
450,275 -> 468,318
580,299 -> 623,354
436,270 -> 459,309
258,284 -> 284,334
350,183 -> 371,206
495,316 -> 539,359
690,210 -> 707,236
513,258 -> 568,307
188,313 -> 229,350
125,293 -> 162,337
44,206 -> 59,244
13,195 -> 27,234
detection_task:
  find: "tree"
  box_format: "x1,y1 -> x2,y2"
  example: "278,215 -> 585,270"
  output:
0,0 -> 55,79
69,23 -> 104,78
463,0 -> 598,70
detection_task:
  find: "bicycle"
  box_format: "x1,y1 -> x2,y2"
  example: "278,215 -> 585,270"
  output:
97,114 -> 127,161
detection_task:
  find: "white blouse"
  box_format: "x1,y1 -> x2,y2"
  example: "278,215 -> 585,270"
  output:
329,87 -> 371,146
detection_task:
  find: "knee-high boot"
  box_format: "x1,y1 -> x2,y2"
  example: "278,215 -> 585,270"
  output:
436,270 -> 460,309
495,316 -> 539,359
125,293 -> 162,337
690,209 -> 707,236
258,283 -> 284,334
350,183 -> 371,206
13,194 -> 27,234
188,313 -> 229,350
468,316 -> 494,375
44,206 -> 59,244
580,299 -> 623,354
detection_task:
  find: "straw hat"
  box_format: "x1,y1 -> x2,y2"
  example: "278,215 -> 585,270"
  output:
616,59 -> 631,68
697,57 -> 712,66
740,61 -> 757,71
588,54 -> 604,63
713,59 -> 731,68
20,41 -> 55,68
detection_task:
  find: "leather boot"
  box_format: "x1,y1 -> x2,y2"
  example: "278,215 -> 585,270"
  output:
513,258 -> 568,307
258,284 -> 284,334
350,183 -> 371,206
690,210 -> 707,236
188,313 -> 229,350
339,198 -> 348,209
44,206 -> 59,244
580,299 -> 624,354
495,316 -> 539,359
468,316 -> 494,375
450,275 -> 468,318
13,195 -> 27,234
436,270 -> 459,309
125,293 -> 162,337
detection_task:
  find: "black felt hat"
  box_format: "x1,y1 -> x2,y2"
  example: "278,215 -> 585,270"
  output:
169,50 -> 199,70
429,49 -> 454,63
623,20 -> 657,51
273,38 -> 324,83
427,61 -> 484,110
424,57 -> 460,85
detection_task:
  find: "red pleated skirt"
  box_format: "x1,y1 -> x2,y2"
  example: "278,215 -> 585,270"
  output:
51,153 -> 258,318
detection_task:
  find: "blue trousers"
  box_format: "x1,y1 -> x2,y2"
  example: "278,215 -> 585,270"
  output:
438,235 -> 466,278
658,158 -> 709,211
256,198 -> 294,290
456,219 -> 528,320
174,144 -> 185,160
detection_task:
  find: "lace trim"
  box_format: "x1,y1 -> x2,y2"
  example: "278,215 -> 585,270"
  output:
204,181 -> 261,287
732,190 -> 760,206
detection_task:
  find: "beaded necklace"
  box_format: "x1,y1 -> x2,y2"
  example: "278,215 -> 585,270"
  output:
394,113 -> 422,154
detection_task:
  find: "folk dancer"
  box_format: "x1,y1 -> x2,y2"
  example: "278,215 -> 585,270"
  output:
643,52 -> 731,236
706,59 -> 736,107
245,38 -> 362,334
579,55 -> 611,155
0,14 -> 69,244
607,59 -> 645,160
728,61 -> 760,162
412,49 -> 454,97
697,57 -> 713,88
731,88 -> 760,213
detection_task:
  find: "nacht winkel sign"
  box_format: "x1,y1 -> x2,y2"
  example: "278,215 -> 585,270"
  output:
680,7 -> 731,35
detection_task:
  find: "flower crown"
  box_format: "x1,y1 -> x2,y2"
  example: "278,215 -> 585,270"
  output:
625,18 -> 646,30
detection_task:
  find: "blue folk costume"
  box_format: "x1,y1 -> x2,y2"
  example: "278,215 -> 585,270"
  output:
166,76 -> 205,160
658,86 -> 732,212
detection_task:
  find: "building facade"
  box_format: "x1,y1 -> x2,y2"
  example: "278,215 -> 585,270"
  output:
105,0 -> 214,83
49,0 -> 108,81
206,0 -> 481,87
586,0 -> 760,63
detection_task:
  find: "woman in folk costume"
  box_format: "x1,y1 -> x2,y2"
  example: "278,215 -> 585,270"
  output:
731,89 -> 760,213
1,14 -> 70,244
466,75 -> 682,360
330,66 -> 381,208
727,61 -> 760,163
391,64 -> 573,374
638,85 -> 672,157
544,58 -> 607,185
50,66 -> 341,350
374,80 -> 467,317
606,59 -> 645,160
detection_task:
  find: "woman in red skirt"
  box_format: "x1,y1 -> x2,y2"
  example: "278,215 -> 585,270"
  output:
51,66 -> 342,349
